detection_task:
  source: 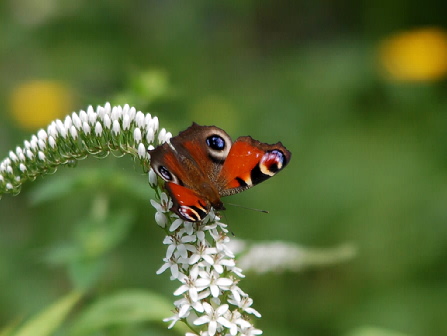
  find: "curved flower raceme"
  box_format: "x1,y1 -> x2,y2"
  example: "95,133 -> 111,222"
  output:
150,189 -> 263,336
0,103 -> 171,196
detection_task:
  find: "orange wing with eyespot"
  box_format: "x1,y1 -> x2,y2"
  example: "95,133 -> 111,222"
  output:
218,136 -> 291,197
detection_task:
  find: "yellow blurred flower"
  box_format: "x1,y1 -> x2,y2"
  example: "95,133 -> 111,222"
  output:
10,80 -> 74,130
379,27 -> 447,81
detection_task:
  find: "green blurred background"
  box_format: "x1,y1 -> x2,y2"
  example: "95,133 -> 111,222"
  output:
1,1 -> 447,335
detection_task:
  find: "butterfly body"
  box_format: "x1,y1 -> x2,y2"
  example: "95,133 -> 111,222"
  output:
149,123 -> 291,222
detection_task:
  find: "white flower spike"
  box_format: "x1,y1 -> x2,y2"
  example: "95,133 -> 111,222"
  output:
150,190 -> 263,335
0,103 -> 156,196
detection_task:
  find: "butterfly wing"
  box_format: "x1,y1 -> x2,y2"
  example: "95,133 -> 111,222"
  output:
149,123 -> 231,221
217,136 -> 291,197
170,123 -> 232,182
149,143 -> 214,222
165,182 -> 211,221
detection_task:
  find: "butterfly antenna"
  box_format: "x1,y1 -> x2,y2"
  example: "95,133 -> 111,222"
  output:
221,211 -> 235,236
226,203 -> 269,214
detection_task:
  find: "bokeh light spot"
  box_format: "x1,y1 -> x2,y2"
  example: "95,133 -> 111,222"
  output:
10,80 -> 74,130
379,27 -> 447,82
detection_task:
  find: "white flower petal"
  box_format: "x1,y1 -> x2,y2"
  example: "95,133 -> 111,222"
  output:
189,254 -> 201,265
111,106 -> 120,121
236,318 -> 252,329
158,128 -> 168,143
210,284 -> 219,298
169,219 -> 183,232
213,264 -> 224,274
170,263 -> 179,279
217,316 -> 233,329
72,113 -> 82,129
103,102 -> 111,115
246,307 -> 261,318
88,107 -> 97,124
129,106 -> 136,120
182,235 -> 196,243
189,287 -> 199,302
95,122 -> 103,136
123,114 -> 130,130
155,211 -> 167,228
103,114 -> 112,129
194,315 -> 211,326
150,199 -> 163,212
137,143 -> 146,158
148,169 -> 158,187
208,320 -> 217,336
173,285 -> 189,296
195,278 -> 211,288
38,139 -> 46,150
64,116 -> 72,130
176,244 -> 188,259
112,120 -> 120,135
216,304 -> 229,315
178,303 -> 191,318
133,127 -> 142,143
37,129 -> 48,141
202,255 -> 214,265
152,116 -> 159,131
79,110 -> 88,123
48,136 -> 56,148
82,122 -> 91,134
216,277 -> 233,287
9,151 -> 18,162
146,127 -> 155,143
156,262 -> 170,275
166,244 -> 176,259
192,300 -> 204,313
97,105 -> 105,118
135,111 -> 145,128
201,302 -> 213,314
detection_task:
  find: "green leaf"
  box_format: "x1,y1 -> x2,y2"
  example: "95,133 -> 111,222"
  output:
73,209 -> 133,259
29,173 -> 79,205
13,291 -> 83,336
45,209 -> 133,265
29,168 -> 110,205
44,244 -> 83,265
89,209 -> 134,255
68,258 -> 106,290
68,289 -> 187,336
29,167 -> 152,205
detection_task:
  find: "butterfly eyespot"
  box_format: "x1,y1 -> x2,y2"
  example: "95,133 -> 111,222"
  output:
259,149 -> 286,176
156,165 -> 182,184
205,132 -> 231,162
206,135 -> 226,151
158,166 -> 173,181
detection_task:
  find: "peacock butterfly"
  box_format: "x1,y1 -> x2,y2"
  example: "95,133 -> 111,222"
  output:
149,123 -> 291,222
